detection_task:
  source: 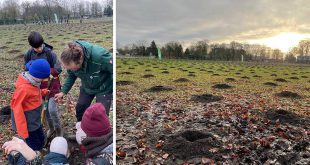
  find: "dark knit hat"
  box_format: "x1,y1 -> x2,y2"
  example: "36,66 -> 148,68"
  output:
81,103 -> 111,137
27,59 -> 50,79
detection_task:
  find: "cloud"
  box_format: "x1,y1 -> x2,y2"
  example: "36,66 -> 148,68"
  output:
117,0 -> 310,47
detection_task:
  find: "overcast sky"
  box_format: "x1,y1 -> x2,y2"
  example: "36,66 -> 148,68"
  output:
117,0 -> 310,49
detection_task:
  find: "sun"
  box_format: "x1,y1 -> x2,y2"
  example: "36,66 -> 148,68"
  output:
249,32 -> 310,53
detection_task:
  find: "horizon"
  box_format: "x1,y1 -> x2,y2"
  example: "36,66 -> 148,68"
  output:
117,0 -> 310,53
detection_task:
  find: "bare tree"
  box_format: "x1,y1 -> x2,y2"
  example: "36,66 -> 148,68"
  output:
21,1 -> 31,21
91,1 -> 101,17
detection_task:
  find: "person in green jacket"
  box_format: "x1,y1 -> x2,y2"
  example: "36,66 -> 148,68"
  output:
54,41 -> 112,121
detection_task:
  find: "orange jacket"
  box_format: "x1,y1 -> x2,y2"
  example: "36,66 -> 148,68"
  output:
10,73 -> 48,139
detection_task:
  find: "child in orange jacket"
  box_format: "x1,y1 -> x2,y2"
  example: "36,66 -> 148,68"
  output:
10,59 -> 50,151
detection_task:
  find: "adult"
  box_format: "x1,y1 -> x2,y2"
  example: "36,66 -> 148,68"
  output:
54,41 -> 112,121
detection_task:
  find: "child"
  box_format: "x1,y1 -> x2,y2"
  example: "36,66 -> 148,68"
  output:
76,103 -> 113,165
25,31 -> 63,137
44,137 -> 69,164
10,59 -> 50,151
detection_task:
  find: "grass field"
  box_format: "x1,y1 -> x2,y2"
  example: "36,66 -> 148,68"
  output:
0,18 -> 112,164
116,58 -> 310,164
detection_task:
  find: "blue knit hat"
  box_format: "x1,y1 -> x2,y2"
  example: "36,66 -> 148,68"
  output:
27,59 -> 50,79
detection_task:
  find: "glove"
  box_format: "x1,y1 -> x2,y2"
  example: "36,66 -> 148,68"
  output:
50,68 -> 59,77
41,88 -> 50,97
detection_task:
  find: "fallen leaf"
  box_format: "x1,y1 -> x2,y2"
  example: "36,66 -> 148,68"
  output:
117,151 -> 126,159
202,157 -> 214,164
162,153 -> 169,159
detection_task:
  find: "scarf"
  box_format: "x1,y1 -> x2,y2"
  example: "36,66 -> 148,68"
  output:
82,132 -> 113,158
22,72 -> 41,87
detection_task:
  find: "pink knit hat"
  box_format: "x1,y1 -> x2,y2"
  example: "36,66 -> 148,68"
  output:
81,103 -> 111,137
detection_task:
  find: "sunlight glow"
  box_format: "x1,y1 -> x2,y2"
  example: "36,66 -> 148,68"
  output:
249,32 -> 310,53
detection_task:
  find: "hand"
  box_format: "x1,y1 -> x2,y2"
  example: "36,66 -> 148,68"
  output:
2,137 -> 24,155
2,137 -> 36,161
54,92 -> 64,103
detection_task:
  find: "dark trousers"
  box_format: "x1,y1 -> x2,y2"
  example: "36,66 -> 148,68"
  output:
8,154 -> 26,165
76,90 -> 112,121
25,126 -> 45,151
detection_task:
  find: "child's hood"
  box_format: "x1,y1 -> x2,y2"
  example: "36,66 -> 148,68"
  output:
15,73 -> 32,88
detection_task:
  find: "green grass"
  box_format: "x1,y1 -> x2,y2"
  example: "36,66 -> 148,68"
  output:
0,18 -> 112,163
117,58 -> 310,115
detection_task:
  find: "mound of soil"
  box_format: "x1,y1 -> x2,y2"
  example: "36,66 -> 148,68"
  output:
289,76 -> 299,80
7,49 -> 21,53
13,54 -> 24,59
146,86 -> 173,92
162,71 -> 169,74
142,74 -> 155,78
128,67 -> 135,69
225,78 -> 236,82
116,81 -> 134,86
266,109 -> 310,126
189,71 -> 195,74
275,78 -> 287,82
212,83 -> 232,89
163,130 -> 222,160
174,78 -> 190,82
188,73 -> 196,77
253,75 -> 262,78
191,94 -> 223,103
241,76 -> 250,79
145,69 -> 152,72
276,91 -> 301,99
263,82 -> 278,87
212,74 -> 220,76
0,46 -> 9,49
235,72 -> 241,75
95,40 -> 102,43
120,72 -> 133,75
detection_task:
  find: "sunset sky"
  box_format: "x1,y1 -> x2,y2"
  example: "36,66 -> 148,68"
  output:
117,0 -> 310,52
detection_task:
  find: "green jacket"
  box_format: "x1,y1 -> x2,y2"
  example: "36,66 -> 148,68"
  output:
61,41 -> 113,95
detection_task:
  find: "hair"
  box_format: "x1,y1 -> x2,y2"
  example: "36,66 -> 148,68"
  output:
28,31 -> 44,48
61,42 -> 84,65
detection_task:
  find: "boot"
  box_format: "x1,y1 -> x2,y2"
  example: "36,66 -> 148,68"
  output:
55,126 -> 64,137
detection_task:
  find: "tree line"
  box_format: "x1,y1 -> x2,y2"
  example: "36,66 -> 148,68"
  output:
0,0 -> 113,25
117,40 -> 310,63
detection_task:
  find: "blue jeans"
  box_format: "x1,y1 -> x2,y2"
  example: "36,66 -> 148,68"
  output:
8,153 -> 26,165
